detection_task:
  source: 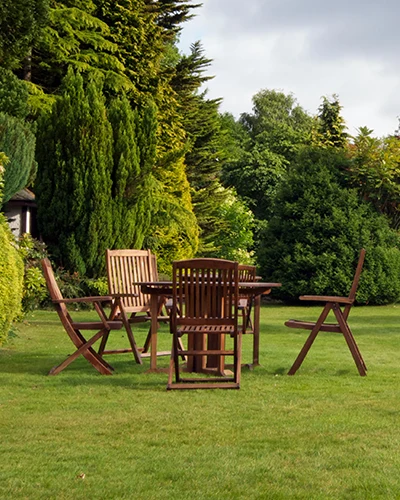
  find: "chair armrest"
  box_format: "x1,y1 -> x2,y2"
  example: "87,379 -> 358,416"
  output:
53,296 -> 113,304
110,293 -> 139,298
299,295 -> 353,304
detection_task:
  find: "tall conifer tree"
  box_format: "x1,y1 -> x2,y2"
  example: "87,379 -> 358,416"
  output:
35,68 -> 113,276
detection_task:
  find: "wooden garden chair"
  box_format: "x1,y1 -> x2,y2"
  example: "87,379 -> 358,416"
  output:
285,249 -> 367,376
101,249 -> 170,358
41,258 -> 142,376
238,264 -> 258,366
238,264 -> 257,334
167,258 -> 241,390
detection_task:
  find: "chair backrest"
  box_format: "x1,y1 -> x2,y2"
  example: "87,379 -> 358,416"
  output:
172,258 -> 239,328
348,248 -> 366,301
343,248 -> 366,320
106,249 -> 157,313
238,264 -> 257,283
41,258 -> 72,323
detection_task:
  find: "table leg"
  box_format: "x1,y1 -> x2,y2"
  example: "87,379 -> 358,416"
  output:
253,294 -> 260,366
150,294 -> 159,370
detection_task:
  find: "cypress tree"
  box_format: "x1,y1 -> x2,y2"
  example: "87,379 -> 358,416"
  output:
108,96 -> 158,249
35,68 -> 113,277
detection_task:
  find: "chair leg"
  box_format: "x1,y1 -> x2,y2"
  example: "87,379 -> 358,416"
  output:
50,329 -> 113,375
288,303 -> 332,375
98,331 -> 110,356
118,305 -> 142,365
333,305 -> 367,376
143,327 -> 152,353
167,334 -> 181,389
234,332 -> 242,386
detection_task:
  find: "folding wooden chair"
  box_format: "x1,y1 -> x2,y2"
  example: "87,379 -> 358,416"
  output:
101,249 -> 170,358
41,258 -> 142,376
167,258 -> 241,390
285,249 -> 367,376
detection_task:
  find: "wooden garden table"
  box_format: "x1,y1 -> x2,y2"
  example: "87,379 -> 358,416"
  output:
137,281 -> 281,372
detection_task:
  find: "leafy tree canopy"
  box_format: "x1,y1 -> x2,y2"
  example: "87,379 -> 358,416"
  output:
222,89 -> 313,222
259,146 -> 400,304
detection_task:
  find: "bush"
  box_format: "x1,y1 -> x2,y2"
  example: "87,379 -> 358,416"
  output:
0,112 -> 37,204
18,234 -> 48,310
0,213 -> 24,345
18,234 -> 109,309
258,147 -> 400,304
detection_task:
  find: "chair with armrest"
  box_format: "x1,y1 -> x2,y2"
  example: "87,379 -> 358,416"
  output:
100,249 -> 170,359
285,249 -> 367,376
167,258 -> 241,390
41,258 -> 142,375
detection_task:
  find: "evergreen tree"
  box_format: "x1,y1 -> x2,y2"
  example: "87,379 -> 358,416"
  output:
0,68 -> 30,119
94,0 -> 199,271
108,96 -> 158,249
171,42 -> 226,254
313,94 -> 348,149
0,113 -> 37,204
35,68 -> 113,276
0,0 -> 49,70
29,0 -> 130,95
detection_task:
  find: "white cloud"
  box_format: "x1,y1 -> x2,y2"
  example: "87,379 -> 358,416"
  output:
178,0 -> 400,137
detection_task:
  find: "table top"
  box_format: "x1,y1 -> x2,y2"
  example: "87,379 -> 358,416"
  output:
135,281 -> 281,297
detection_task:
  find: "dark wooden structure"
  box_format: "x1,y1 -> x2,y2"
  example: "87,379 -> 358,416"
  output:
167,258 -> 241,390
41,258 -> 142,375
285,249 -> 367,376
101,249 -> 169,359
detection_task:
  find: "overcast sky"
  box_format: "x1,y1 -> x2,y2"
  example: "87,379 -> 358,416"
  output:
178,0 -> 400,138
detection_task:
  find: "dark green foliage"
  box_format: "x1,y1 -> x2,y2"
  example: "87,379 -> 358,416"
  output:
108,95 -> 157,248
0,112 -> 37,204
153,0 -> 200,34
0,0 -> 49,69
0,68 -> 30,119
35,68 -> 113,277
258,147 -> 400,304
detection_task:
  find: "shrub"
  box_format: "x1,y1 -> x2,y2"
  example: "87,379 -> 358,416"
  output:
0,112 -> 37,204
0,68 -> 30,119
258,147 -> 400,304
0,213 -> 24,345
18,234 -> 48,311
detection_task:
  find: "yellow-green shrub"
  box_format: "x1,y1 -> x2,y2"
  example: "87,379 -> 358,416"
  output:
0,214 -> 24,345
0,152 -> 24,345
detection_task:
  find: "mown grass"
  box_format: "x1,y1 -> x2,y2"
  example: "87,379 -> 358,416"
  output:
1,303 -> 400,499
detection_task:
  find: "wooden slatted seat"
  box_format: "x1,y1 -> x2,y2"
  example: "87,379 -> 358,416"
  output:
41,258 -> 142,375
167,258 -> 241,390
285,249 -> 367,376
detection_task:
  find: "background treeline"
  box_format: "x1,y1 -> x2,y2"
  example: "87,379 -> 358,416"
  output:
1,0 -> 400,344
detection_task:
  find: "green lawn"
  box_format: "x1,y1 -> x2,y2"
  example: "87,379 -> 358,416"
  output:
2,303 -> 400,499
